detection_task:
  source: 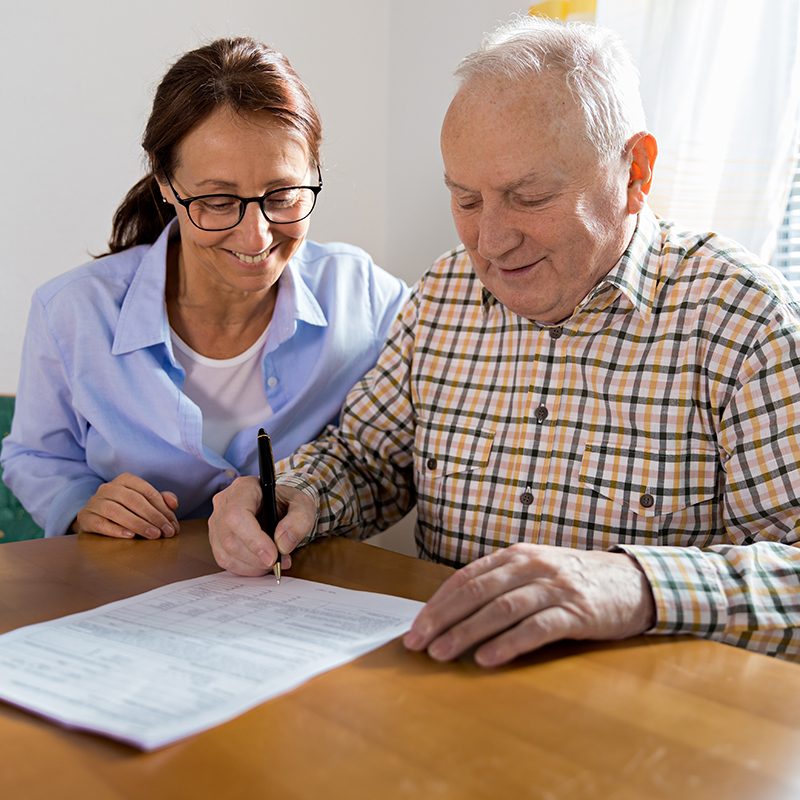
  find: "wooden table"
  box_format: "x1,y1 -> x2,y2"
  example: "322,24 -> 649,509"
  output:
0,522 -> 798,800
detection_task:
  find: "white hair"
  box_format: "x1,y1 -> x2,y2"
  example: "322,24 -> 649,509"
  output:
455,15 -> 647,161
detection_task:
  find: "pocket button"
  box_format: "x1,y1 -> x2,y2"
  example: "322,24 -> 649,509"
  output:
639,492 -> 655,509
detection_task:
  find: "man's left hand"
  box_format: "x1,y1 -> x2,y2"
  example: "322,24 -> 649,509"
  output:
403,544 -> 656,667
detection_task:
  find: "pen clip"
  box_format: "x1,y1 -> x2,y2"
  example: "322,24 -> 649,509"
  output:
257,428 -> 276,484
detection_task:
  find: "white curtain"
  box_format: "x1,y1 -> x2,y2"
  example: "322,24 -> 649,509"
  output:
597,0 -> 800,261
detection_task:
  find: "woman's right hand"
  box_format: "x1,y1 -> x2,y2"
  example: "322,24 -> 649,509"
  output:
72,473 -> 180,539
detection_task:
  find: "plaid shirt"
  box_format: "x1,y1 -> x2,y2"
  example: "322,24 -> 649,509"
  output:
281,206 -> 800,660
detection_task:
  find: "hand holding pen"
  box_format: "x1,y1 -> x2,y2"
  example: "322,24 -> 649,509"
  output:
256,428 -> 281,583
208,469 -> 319,577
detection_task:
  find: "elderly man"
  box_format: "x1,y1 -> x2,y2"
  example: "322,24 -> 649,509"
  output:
209,16 -> 800,665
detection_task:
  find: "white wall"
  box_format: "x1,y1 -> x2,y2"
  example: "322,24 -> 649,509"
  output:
385,1 -> 528,277
1,0 -> 524,553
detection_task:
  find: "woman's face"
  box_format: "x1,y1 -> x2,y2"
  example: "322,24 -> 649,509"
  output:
158,106 -> 315,299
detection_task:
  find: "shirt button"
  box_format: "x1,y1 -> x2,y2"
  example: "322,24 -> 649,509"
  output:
520,491 -> 534,506
639,493 -> 655,509
549,326 -> 563,340
267,376 -> 278,388
426,457 -> 437,470
534,405 -> 549,423
225,469 -> 237,479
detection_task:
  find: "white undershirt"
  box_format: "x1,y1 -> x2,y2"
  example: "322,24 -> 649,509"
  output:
171,325 -> 272,456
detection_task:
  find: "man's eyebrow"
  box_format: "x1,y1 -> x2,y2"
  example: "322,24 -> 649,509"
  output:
505,169 -> 543,191
443,168 -> 545,193
443,174 -> 474,192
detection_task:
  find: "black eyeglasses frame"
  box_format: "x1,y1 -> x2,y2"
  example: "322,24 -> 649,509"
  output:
161,164 -> 323,231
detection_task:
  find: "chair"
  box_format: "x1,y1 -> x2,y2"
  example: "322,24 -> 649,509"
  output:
0,395 -> 43,542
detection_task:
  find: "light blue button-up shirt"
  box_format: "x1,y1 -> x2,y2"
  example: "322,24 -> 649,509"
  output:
1,222 -> 408,536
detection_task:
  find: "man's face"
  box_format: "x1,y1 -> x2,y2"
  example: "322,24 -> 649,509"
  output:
441,75 -> 636,324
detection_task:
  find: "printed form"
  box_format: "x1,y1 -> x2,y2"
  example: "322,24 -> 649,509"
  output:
0,573 -> 423,750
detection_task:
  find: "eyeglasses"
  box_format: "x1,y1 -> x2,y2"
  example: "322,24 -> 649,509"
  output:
162,165 -> 323,231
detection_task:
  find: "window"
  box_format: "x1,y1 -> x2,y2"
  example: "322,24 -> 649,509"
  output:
773,143 -> 800,289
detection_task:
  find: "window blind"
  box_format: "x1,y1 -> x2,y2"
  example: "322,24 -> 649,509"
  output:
774,143 -> 800,288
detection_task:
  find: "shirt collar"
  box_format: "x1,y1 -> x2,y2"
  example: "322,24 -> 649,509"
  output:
112,223 -> 328,356
265,249 -> 328,353
480,283 -> 496,312
579,205 -> 663,322
112,220 -> 175,356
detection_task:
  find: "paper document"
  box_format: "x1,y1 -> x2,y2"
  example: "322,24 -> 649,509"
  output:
0,573 -> 423,750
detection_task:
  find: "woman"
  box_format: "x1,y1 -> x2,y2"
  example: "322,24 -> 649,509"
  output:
0,37 -> 407,539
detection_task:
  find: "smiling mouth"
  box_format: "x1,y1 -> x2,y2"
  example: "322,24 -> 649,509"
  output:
231,248 -> 272,265
496,256 -> 545,274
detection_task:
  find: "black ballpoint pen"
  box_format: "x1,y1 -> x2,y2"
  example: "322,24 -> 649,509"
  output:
256,428 -> 281,583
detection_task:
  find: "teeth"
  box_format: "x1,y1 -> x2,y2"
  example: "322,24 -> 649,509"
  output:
232,250 -> 269,264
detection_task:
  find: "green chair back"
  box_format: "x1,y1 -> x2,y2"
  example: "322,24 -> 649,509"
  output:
0,396 -> 43,542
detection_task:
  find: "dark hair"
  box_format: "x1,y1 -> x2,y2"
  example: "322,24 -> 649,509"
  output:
104,37 -> 322,254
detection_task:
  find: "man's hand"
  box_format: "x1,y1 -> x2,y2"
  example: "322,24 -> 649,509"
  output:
403,544 -> 656,667
72,473 -> 179,539
208,476 -> 318,576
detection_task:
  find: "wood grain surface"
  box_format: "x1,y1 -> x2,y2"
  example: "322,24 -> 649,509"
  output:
0,521 -> 798,800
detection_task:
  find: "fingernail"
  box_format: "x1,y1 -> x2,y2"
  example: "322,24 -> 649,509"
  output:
122,530 -> 136,538
145,526 -> 160,539
278,528 -> 299,551
161,523 -> 175,537
475,647 -> 502,668
428,640 -> 452,661
404,631 -> 422,649
413,621 -> 431,641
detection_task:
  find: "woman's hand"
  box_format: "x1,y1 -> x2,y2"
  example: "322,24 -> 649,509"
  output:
72,473 -> 180,539
208,476 -> 317,576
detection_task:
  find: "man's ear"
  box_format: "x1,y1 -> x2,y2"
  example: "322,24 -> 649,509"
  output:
625,132 -> 658,214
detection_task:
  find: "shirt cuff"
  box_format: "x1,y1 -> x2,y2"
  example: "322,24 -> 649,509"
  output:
613,544 -> 729,638
45,476 -> 103,537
